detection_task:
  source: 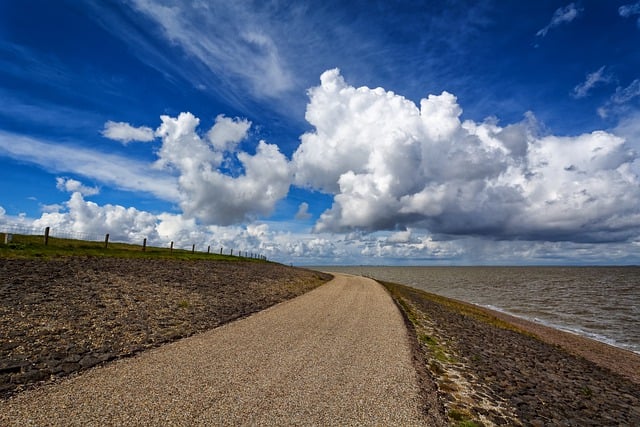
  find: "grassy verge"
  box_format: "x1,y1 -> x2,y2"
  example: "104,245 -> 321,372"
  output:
380,280 -> 519,427
0,233 -> 261,262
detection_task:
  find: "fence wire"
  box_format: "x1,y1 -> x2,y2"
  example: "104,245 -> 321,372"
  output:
0,224 -> 267,260
0,224 -> 103,242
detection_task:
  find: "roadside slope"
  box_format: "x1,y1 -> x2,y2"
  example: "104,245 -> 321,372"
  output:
1,274 -> 442,425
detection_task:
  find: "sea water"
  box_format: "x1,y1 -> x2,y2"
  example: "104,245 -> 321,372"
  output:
314,266 -> 640,354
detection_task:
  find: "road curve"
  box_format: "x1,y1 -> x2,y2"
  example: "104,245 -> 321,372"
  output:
1,274 -> 435,426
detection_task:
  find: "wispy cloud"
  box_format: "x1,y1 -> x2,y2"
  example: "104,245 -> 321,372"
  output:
536,3 -> 582,37
0,131 -> 179,201
611,79 -> 640,104
572,66 -> 612,98
598,78 -> 640,118
619,1 -> 640,27
123,0 -> 295,99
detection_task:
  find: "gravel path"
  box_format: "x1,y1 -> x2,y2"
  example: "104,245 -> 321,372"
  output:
0,274 -> 434,426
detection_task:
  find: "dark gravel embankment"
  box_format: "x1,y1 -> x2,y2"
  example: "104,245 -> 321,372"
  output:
383,281 -> 640,426
0,257 -> 331,398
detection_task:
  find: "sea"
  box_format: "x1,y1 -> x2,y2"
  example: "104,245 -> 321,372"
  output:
311,266 -> 640,355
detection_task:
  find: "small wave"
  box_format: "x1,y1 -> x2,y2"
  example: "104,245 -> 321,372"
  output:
481,304 -> 640,355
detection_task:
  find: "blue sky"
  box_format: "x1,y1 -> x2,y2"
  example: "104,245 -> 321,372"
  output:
1,0 -> 640,265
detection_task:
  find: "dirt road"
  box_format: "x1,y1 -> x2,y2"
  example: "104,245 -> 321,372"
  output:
1,274 -> 440,425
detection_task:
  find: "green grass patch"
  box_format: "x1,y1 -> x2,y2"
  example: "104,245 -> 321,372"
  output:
419,333 -> 451,363
0,233 -> 267,262
449,409 -> 484,427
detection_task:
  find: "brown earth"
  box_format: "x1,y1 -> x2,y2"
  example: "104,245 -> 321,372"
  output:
0,257 -> 331,398
383,281 -> 640,426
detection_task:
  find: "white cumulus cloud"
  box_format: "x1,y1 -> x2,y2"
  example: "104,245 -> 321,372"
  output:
102,120 -> 155,144
292,69 -> 640,243
295,202 -> 312,220
33,192 -> 158,243
56,177 -> 100,196
207,114 -> 251,151
154,112 -> 291,225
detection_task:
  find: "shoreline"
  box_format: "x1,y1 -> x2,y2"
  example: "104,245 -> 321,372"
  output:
312,265 -> 640,358
479,303 -> 639,356
475,302 -> 640,385
381,280 -> 640,425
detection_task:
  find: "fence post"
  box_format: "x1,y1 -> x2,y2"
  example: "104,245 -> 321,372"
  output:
220,247 -> 223,255
230,248 -> 233,256
44,227 -> 50,246
207,245 -> 210,254
192,244 -> 195,254
170,241 -> 174,253
104,233 -> 110,249
142,238 -> 147,252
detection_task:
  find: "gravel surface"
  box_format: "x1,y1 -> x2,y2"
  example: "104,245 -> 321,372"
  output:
0,257 -> 330,397
0,274 -> 439,426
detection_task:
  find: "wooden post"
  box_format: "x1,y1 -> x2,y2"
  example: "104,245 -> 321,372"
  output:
192,244 -> 195,254
44,227 -> 50,246
207,245 -> 210,254
104,233 -> 110,248
170,241 -> 174,253
230,248 -> 233,256
220,247 -> 223,255
142,238 -> 147,252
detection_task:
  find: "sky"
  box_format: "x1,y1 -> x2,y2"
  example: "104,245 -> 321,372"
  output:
1,0 -> 640,265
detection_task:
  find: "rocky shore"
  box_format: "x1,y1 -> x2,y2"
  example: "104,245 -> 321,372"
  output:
0,257 -> 331,398
383,281 -> 640,426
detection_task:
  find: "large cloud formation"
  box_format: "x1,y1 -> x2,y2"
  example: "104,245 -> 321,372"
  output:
293,69 -> 640,243
154,112 -> 291,225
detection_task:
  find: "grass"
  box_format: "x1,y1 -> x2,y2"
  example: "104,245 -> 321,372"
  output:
380,279 -> 531,335
419,333 -> 451,363
380,279 -> 494,427
449,409 -> 485,427
0,233 -> 267,262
